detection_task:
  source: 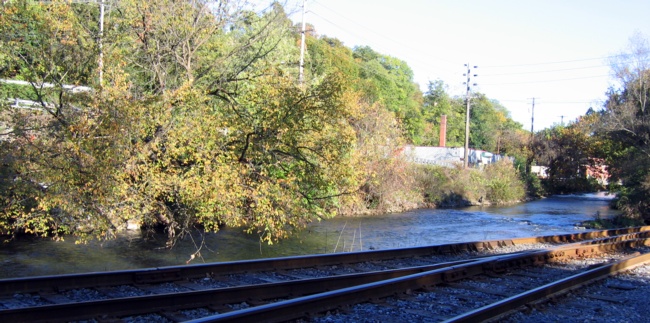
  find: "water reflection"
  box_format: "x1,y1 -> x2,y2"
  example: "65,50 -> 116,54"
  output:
0,193 -> 617,278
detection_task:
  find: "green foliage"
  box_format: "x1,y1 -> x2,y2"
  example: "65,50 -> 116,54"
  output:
533,120 -> 606,194
305,35 -> 359,80
344,101 -> 421,214
0,83 -> 38,101
599,63 -> 650,222
523,170 -> 546,198
421,80 -> 465,146
352,46 -> 424,143
416,165 -> 483,206
0,1 -> 96,86
416,160 -> 525,206
421,81 -> 527,164
468,94 -> 525,155
483,160 -> 526,203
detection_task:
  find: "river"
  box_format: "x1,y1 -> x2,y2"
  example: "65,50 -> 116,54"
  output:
0,192 -> 618,279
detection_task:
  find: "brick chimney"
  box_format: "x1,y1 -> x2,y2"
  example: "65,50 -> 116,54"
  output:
439,115 -> 447,147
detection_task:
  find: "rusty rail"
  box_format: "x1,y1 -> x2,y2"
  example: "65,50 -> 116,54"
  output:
444,250 -> 650,322
0,257 -> 487,322
2,227 -> 647,296
185,238 -> 650,323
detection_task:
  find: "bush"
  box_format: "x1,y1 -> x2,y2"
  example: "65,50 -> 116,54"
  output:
524,171 -> 546,198
354,156 -> 422,214
416,164 -> 481,207
484,160 -> 526,203
416,159 -> 525,207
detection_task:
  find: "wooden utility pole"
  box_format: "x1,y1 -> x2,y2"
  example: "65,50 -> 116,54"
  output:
99,0 -> 105,87
527,97 -> 536,176
530,97 -> 535,136
463,64 -> 477,168
298,0 -> 306,85
39,0 -> 106,87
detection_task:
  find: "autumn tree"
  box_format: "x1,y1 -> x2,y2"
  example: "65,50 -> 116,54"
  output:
0,0 -> 530,245
0,1 -> 127,239
109,1 -> 362,244
532,122 -> 603,193
598,33 -> 650,221
0,0 -> 364,245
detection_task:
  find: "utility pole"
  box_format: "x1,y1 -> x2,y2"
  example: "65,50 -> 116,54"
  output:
463,64 -> 477,169
298,0 -> 307,85
527,97 -> 536,176
39,0 -> 106,87
529,98 -> 535,136
99,0 -> 104,87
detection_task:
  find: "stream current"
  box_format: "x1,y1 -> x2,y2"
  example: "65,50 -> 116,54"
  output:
0,192 -> 618,278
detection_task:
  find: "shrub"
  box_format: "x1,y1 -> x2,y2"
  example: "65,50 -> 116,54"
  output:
416,164 -> 482,206
483,159 -> 526,203
416,159 -> 525,207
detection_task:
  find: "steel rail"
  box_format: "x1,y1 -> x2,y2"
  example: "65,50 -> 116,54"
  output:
1,227 -> 648,296
184,238 -> 650,323
0,257 -> 491,322
443,251 -> 650,322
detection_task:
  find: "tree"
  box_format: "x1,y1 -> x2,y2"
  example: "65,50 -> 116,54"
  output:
532,124 -> 600,193
0,1 -> 124,240
463,93 -> 524,155
305,35 -> 359,81
421,80 -> 465,146
116,71 -> 361,245
346,98 -> 419,213
598,33 -> 650,221
0,1 -> 363,245
352,46 -> 423,143
107,1 -> 362,244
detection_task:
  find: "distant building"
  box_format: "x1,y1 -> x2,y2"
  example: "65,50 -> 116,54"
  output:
583,158 -> 609,186
402,146 -> 512,168
531,165 -> 549,178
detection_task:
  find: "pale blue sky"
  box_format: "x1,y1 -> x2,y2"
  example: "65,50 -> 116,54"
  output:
260,0 -> 650,130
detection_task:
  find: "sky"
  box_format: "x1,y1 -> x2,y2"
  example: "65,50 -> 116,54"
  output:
255,0 -> 650,131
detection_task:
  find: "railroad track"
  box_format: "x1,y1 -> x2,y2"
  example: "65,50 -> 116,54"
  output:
1,227 -> 650,322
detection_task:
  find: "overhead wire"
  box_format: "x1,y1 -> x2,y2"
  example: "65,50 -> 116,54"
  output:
480,64 -> 610,76
481,74 -> 611,86
307,0 -> 459,74
280,2 -> 440,87
301,0 -> 620,87
480,56 -> 619,68
283,0 -> 620,120
280,1 -> 629,130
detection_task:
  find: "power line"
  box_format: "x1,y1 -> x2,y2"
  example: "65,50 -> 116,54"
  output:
482,55 -> 650,69
497,99 -> 598,104
289,0 -> 636,99
480,56 -> 621,68
481,74 -> 610,86
300,2 -> 623,94
306,2 -> 458,73
480,64 -> 609,76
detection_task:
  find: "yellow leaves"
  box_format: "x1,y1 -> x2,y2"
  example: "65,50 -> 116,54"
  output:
0,0 -> 415,246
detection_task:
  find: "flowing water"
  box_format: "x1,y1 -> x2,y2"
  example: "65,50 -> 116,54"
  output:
0,192 -> 618,279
